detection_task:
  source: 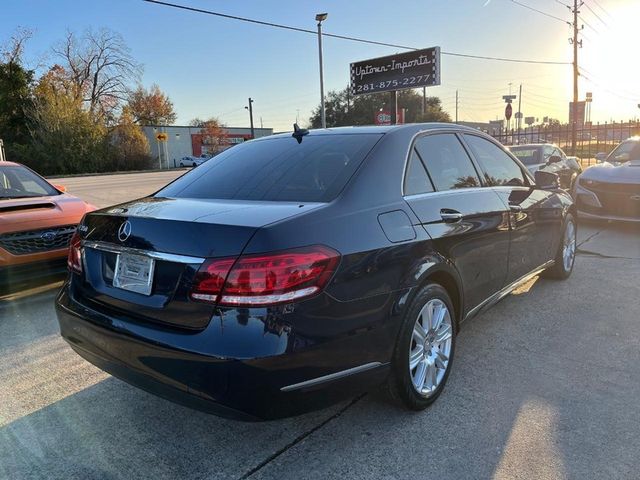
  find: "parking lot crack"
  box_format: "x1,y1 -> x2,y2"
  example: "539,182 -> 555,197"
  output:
238,394 -> 366,479
577,229 -> 602,248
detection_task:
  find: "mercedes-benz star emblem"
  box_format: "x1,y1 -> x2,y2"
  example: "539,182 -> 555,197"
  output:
118,220 -> 132,242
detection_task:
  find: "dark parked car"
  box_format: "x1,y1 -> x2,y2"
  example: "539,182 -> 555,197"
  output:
56,124 -> 576,420
576,136 -> 640,221
509,144 -> 581,192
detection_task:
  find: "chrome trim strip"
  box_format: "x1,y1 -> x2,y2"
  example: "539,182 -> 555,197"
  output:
280,362 -> 383,392
463,260 -> 554,322
82,241 -> 205,264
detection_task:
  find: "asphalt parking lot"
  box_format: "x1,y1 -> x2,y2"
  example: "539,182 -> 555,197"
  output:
1,171 -> 639,479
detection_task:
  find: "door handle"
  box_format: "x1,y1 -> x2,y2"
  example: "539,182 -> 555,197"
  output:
440,209 -> 463,223
509,204 -> 523,212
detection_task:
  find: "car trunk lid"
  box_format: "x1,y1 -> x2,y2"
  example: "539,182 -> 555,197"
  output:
75,197 -> 322,329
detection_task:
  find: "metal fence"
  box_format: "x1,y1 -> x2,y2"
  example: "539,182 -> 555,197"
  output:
490,120 -> 640,167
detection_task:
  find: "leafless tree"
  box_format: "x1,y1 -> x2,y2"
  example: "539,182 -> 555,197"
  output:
52,28 -> 142,117
1,27 -> 32,64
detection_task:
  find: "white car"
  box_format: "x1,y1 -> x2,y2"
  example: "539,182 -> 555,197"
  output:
179,155 -> 210,168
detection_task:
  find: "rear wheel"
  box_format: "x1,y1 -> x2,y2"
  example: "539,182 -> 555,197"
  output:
543,213 -> 576,279
388,283 -> 456,410
192,162 -> 197,167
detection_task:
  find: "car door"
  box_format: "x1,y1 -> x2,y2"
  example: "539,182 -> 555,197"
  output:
462,134 -> 563,283
402,132 -> 511,311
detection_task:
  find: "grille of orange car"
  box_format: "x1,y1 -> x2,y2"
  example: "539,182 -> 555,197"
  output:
0,225 -> 77,255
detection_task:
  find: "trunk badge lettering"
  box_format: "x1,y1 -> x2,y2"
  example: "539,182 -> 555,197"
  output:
118,221 -> 132,242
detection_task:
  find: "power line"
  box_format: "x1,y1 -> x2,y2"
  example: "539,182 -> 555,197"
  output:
590,0 -> 614,20
578,15 -> 599,33
579,70 -> 640,101
582,1 -> 607,26
142,0 -> 570,65
507,0 -> 571,24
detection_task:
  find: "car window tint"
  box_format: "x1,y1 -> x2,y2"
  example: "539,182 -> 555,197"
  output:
157,134 -> 381,203
0,166 -> 57,198
404,148 -> 434,195
463,135 -> 527,187
414,134 -> 481,191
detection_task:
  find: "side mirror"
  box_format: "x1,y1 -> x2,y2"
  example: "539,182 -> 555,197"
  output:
53,184 -> 66,192
595,152 -> 607,163
548,155 -> 562,164
534,170 -> 559,190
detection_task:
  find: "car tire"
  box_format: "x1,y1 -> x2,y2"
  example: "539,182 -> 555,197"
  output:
387,283 -> 457,411
179,162 -> 184,167
543,213 -> 577,280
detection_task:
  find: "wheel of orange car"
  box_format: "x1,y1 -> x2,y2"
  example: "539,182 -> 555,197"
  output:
388,283 -> 456,410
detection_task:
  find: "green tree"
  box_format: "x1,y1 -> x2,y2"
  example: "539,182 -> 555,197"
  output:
309,87 -> 451,128
108,107 -> 152,171
0,29 -> 35,158
23,66 -> 109,174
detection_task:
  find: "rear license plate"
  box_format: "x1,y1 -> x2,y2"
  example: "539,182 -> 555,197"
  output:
113,252 -> 155,296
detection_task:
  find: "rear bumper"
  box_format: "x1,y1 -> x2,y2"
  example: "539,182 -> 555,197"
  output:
55,284 -> 392,420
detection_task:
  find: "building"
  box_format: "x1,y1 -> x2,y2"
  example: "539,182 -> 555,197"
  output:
143,125 -> 273,168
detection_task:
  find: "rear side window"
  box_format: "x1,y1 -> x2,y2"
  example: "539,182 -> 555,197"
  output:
157,134 -> 381,202
464,135 -> 527,187
414,134 -> 481,191
404,148 -> 434,195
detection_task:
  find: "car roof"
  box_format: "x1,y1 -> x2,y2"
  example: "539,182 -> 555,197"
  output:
262,123 -> 485,140
0,161 -> 22,167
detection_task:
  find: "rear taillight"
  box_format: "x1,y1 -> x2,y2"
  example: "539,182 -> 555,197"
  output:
190,245 -> 340,306
67,231 -> 82,273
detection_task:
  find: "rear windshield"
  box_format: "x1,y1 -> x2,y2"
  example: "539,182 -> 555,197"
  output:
157,134 -> 382,202
509,147 -> 541,165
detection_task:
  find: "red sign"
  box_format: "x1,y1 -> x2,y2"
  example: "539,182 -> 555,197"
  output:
505,103 -> 513,121
374,110 -> 405,125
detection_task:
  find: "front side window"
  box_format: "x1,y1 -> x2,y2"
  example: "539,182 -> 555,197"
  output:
157,134 -> 382,203
463,135 -> 528,187
0,166 -> 58,199
414,134 -> 481,191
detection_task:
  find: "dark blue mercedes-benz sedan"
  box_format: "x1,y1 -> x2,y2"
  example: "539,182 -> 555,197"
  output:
56,123 -> 576,420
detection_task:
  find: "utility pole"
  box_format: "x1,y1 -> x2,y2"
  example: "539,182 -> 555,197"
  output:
571,0 -> 582,155
245,98 -> 255,138
422,86 -> 427,116
455,90 -> 459,123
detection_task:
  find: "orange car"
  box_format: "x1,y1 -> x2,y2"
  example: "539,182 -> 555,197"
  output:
0,161 -> 95,288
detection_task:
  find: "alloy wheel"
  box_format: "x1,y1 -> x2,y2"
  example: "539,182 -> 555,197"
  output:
409,299 -> 453,397
563,220 -> 576,271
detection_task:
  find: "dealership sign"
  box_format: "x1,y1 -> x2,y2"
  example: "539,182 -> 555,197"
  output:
350,47 -> 441,96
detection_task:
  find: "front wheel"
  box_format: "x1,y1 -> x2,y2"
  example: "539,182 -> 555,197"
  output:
388,283 -> 456,410
543,213 -> 576,280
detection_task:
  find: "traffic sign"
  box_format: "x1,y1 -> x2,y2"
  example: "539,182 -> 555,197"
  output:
156,132 -> 168,142
505,104 -> 513,121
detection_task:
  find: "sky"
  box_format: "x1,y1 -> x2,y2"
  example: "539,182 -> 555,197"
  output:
2,0 -> 638,131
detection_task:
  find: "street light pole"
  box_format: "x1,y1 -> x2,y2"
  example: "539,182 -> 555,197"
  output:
316,13 -> 328,128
